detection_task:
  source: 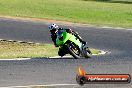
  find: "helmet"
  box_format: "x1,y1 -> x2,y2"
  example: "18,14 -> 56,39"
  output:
48,24 -> 58,30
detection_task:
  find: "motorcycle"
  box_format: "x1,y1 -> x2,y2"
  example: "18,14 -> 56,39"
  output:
56,30 -> 91,59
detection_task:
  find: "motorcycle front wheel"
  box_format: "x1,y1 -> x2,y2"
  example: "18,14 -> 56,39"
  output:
67,43 -> 81,59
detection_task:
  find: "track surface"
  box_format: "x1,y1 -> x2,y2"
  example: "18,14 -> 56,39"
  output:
0,18 -> 132,88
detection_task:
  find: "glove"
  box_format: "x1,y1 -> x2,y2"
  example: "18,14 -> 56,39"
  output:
66,28 -> 72,33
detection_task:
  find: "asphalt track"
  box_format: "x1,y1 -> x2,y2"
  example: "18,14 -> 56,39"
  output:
0,18 -> 132,88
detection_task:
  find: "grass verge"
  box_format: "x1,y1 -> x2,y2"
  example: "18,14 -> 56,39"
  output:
0,0 -> 132,28
0,41 -> 100,59
0,41 -> 58,59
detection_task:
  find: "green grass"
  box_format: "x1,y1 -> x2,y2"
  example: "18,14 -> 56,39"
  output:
0,0 -> 132,28
0,41 -> 58,59
0,41 -> 100,59
90,48 -> 101,55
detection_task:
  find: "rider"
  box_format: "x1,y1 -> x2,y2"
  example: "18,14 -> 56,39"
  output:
48,24 -> 87,47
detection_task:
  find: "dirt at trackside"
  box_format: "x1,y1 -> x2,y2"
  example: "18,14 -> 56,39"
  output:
0,15 -> 94,27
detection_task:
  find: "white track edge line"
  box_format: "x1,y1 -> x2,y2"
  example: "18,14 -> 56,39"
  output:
49,50 -> 108,58
0,58 -> 31,61
2,84 -> 78,88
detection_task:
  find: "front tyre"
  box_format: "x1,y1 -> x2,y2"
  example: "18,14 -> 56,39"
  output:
67,43 -> 81,59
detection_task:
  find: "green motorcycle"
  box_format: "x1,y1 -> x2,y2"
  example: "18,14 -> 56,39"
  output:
56,30 -> 91,59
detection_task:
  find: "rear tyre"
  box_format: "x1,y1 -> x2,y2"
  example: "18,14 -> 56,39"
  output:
83,47 -> 91,58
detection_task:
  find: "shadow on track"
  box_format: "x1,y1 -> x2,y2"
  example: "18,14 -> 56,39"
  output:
31,56 -> 92,60
31,57 -> 74,60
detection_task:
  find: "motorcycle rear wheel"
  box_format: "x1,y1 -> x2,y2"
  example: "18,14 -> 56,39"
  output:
83,47 -> 91,58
